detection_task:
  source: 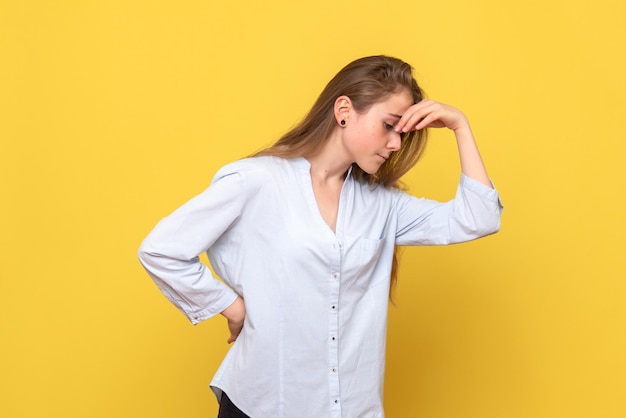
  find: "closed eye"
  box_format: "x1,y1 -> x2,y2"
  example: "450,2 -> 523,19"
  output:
384,121 -> 407,140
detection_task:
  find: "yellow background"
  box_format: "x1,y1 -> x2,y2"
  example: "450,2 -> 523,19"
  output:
1,1 -> 624,417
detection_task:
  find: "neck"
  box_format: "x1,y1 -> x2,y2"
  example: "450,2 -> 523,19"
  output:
306,130 -> 352,183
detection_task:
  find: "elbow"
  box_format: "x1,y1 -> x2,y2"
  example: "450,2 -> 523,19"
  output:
487,218 -> 501,236
480,209 -> 502,237
137,239 -> 148,261
137,245 -> 147,266
464,221 -> 500,241
463,209 -> 502,240
137,238 -> 158,269
478,198 -> 503,237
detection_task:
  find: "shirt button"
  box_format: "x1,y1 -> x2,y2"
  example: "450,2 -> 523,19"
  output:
333,273 -> 338,279
332,368 -> 336,372
331,305 -> 336,309
332,336 -> 336,341
334,399 -> 339,404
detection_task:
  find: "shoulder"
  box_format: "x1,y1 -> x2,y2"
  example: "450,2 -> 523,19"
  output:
211,156 -> 304,190
213,156 -> 280,178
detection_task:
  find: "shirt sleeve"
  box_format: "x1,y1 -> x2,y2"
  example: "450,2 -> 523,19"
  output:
395,174 -> 503,246
138,168 -> 244,324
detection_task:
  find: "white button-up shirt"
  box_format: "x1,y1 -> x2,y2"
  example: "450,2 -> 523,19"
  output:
138,156 -> 502,417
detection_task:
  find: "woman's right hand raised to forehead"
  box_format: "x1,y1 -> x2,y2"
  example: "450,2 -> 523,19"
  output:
396,99 -> 492,188
221,296 -> 246,344
394,99 -> 470,133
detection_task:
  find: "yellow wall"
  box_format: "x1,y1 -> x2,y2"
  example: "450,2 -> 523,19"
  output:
1,1 -> 624,417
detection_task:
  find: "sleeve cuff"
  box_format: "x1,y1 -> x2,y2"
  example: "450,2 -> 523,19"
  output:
459,173 -> 503,207
188,290 -> 239,325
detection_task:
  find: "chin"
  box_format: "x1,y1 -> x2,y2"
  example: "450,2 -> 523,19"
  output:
356,164 -> 380,175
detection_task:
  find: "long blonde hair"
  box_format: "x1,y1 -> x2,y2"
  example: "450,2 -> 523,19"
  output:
253,55 -> 429,298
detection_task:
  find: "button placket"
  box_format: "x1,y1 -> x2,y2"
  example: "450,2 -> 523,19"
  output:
328,239 -> 342,414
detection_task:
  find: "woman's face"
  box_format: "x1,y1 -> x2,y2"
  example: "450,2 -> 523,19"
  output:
344,89 -> 414,174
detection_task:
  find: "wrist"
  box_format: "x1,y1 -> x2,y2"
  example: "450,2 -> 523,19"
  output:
451,117 -> 471,134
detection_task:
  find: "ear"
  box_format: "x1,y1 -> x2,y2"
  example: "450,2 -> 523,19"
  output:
334,95 -> 353,126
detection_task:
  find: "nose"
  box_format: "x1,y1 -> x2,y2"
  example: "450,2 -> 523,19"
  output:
387,132 -> 402,152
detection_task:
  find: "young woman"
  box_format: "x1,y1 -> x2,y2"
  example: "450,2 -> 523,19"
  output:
138,55 -> 502,418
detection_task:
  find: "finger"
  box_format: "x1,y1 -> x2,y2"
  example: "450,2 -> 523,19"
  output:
394,103 -> 418,132
396,109 -> 427,132
402,100 -> 443,130
414,116 -> 430,131
415,112 -> 439,130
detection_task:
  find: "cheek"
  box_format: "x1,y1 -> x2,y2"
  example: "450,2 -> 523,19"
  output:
359,126 -> 379,146
346,118 -> 380,150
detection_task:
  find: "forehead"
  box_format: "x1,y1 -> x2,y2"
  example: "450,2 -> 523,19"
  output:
373,89 -> 414,114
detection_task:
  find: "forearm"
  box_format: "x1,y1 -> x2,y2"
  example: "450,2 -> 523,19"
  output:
453,123 -> 492,188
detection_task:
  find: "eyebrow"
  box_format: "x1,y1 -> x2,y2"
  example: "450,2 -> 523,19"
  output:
387,113 -> 402,119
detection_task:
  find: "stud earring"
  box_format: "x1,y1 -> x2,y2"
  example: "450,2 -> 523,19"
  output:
340,120 -> 346,126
